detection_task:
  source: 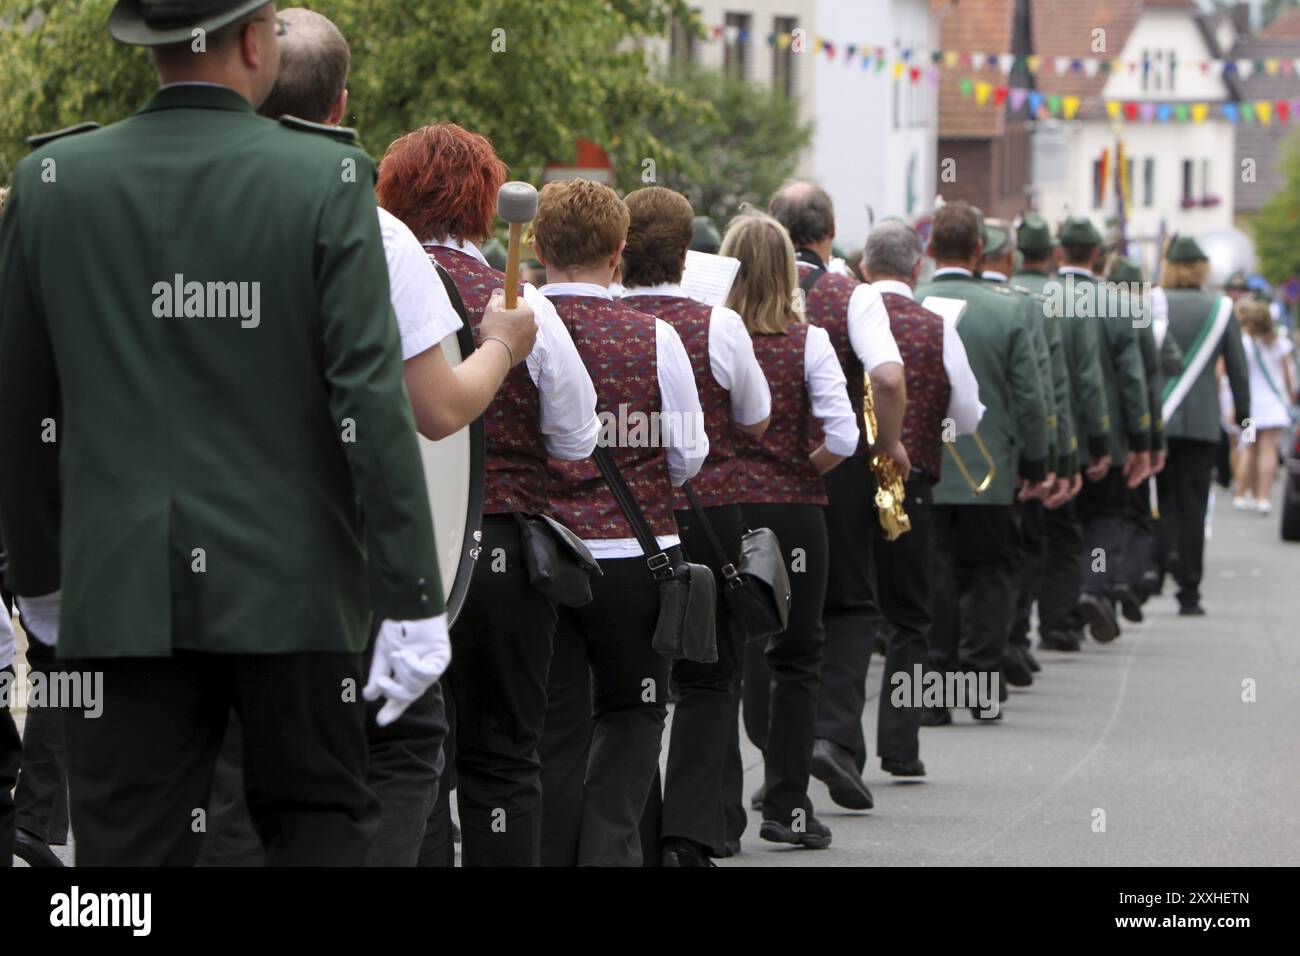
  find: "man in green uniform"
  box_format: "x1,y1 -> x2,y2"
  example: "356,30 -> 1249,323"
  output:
1156,237 -> 1251,615
916,202 -> 1049,722
1016,213 -> 1111,652
982,218 -> 1075,684
1051,217 -> 1152,644
0,0 -> 444,865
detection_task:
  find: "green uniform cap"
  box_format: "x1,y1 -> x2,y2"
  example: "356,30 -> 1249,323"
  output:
691,216 -> 721,254
983,219 -> 1013,258
1107,256 -> 1144,284
1165,235 -> 1207,262
1017,213 -> 1055,255
1057,215 -> 1102,248
481,238 -> 508,272
1224,270 -> 1250,290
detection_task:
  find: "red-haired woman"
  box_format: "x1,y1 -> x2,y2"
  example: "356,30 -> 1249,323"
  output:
377,124 -> 600,867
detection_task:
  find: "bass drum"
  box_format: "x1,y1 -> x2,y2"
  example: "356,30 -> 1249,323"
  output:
417,318 -> 485,627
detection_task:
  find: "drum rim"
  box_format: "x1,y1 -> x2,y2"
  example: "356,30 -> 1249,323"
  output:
446,319 -> 485,628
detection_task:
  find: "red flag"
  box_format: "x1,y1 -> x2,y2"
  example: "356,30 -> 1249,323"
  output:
1123,101 -> 1139,121
994,86 -> 1009,106
1279,100 -> 1292,123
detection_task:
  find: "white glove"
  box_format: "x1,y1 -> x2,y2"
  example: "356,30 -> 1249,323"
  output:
17,590 -> 61,646
363,613 -> 451,727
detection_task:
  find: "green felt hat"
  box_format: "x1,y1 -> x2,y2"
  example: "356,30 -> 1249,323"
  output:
1017,213 -> 1055,255
1165,235 -> 1207,262
982,219 -> 1013,258
691,216 -> 721,254
1107,256 -> 1144,284
1057,215 -> 1102,248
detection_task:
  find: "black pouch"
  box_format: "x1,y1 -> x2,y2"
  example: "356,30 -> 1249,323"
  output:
513,513 -> 601,607
593,448 -> 717,663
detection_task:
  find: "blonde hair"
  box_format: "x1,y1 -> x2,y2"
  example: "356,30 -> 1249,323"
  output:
720,210 -> 802,335
0,186 -> 9,217
1236,297 -> 1276,343
1161,259 -> 1209,290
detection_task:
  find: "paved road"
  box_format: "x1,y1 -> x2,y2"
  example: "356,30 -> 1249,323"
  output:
724,486 -> 1300,866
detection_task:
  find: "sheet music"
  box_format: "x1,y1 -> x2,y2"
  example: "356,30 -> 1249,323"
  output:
680,251 -> 742,307
922,295 -> 969,327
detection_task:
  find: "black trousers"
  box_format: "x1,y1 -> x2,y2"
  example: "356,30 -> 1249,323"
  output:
1011,500 -> 1046,648
1158,438 -> 1219,607
0,665 -> 19,867
446,515 -> 558,866
1077,465 -> 1133,602
67,650 -> 377,866
655,503 -> 744,857
929,504 -> 1018,687
13,637 -> 70,845
1038,498 -> 1084,636
741,503 -> 829,826
539,553 -> 670,866
1124,480 -> 1160,592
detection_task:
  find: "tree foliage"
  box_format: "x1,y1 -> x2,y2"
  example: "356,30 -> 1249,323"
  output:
1252,131 -> 1300,285
616,68 -> 812,230
1,0 -> 709,181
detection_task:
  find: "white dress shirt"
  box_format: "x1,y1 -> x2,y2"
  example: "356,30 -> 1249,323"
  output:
797,261 -> 903,373
379,208 -> 463,361
621,284 -> 772,427
541,282 -> 708,558
873,278 -> 986,436
803,324 -> 862,457
421,239 -> 600,462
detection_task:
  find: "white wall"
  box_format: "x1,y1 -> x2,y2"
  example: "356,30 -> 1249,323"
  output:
1103,7 -> 1232,102
811,0 -> 937,249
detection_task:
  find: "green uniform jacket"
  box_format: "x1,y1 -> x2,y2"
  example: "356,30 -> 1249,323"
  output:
1162,288 -> 1251,444
916,271 -> 1048,506
0,85 -> 443,658
1054,271 -> 1150,461
1125,289 -> 1183,454
1008,278 -> 1078,475
1017,268 -> 1105,468
991,278 -> 1055,472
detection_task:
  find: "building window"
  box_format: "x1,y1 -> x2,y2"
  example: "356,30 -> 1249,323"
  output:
1093,158 -> 1105,209
1169,50 -> 1178,92
1141,49 -> 1150,92
1182,159 -> 1195,206
1143,158 -> 1155,207
1201,159 -> 1211,199
669,15 -> 695,70
772,16 -> 796,97
724,12 -> 751,81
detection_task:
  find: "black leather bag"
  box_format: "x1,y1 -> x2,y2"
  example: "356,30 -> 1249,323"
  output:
683,483 -> 791,641
592,447 -> 717,663
513,512 -> 601,607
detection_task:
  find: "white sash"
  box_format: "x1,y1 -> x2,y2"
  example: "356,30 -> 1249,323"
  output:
1161,295 -> 1234,423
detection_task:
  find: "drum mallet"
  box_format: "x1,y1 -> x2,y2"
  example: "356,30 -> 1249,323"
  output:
497,181 -> 539,309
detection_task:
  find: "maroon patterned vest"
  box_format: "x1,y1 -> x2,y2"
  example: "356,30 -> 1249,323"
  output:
801,265 -> 869,458
545,295 -> 676,539
425,246 -> 548,515
880,292 -> 951,485
737,322 -> 827,505
624,295 -> 737,510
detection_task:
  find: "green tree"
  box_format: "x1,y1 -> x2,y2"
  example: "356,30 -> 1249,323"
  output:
617,67 -> 812,229
1252,132 -> 1300,284
1,0 -> 707,181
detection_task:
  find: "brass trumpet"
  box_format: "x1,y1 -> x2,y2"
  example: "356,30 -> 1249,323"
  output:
862,374 -> 911,541
944,431 -> 996,496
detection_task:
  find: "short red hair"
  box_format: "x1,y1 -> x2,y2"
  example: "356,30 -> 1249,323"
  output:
377,124 -> 507,245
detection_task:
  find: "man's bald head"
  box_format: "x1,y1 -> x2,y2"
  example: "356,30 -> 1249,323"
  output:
769,182 -> 835,249
257,8 -> 350,124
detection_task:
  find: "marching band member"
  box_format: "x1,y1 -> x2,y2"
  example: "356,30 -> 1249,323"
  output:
768,184 -> 905,812
724,210 -> 859,849
620,186 -> 771,866
378,122 -> 600,867
531,180 -> 708,866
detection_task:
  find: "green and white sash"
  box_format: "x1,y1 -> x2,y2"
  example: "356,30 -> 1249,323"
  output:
1245,335 -> 1297,423
1161,294 -> 1234,423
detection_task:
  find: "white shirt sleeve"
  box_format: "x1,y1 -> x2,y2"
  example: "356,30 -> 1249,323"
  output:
804,324 -> 861,458
656,319 -> 710,486
378,209 -> 463,361
847,282 -> 904,373
708,306 -> 771,427
941,320 -> 986,436
523,284 -> 600,461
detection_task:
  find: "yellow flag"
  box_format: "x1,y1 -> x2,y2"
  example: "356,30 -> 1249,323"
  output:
1106,101 -> 1121,121
1026,55 -> 1041,74
778,33 -> 792,51
814,36 -> 824,53
1191,103 -> 1209,123
944,50 -> 960,69
1266,58 -> 1281,76
1063,95 -> 1081,119
975,81 -> 993,106
894,60 -> 906,79
1257,101 -> 1273,125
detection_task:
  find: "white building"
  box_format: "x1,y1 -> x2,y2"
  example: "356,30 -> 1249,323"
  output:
1033,0 -> 1238,266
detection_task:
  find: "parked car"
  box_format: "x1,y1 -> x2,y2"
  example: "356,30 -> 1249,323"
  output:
1282,420 -> 1300,541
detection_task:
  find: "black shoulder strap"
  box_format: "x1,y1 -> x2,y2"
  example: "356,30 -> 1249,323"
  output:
799,266 -> 826,295
591,446 -> 672,578
430,259 -> 471,328
682,482 -> 741,584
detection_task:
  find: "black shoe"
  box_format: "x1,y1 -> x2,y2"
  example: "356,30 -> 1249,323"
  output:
920,706 -> 952,726
1020,645 -> 1041,672
1076,592 -> 1120,643
759,816 -> 832,849
1001,646 -> 1033,687
1114,583 -> 1144,623
1039,630 -> 1081,652
661,837 -> 715,867
721,839 -> 741,858
810,739 -> 874,810
749,782 -> 766,811
1178,602 -> 1206,616
881,757 -> 926,777
13,829 -> 64,868
970,706 -> 1003,721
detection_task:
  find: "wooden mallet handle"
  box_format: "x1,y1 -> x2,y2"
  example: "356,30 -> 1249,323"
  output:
496,182 -> 539,311
504,223 -> 522,309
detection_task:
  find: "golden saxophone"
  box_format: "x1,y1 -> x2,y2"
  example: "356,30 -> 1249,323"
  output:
862,374 -> 911,541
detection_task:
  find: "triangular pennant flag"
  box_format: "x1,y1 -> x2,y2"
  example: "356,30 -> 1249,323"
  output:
1200,60 -> 1210,75
1026,55 -> 1041,74
902,48 -> 913,62
1266,58 -> 1281,76
999,53 -> 1015,75
1123,101 -> 1139,121
711,25 -> 724,40
1010,88 -> 1028,110
724,25 -> 738,43
944,50 -> 960,69
1257,101 -> 1273,125
1241,101 -> 1255,122
1157,104 -> 1173,123
1278,100 -> 1292,123
1222,102 -> 1239,123
1063,95 -> 1081,119
1191,103 -> 1209,123
1284,60 -> 1295,76
1175,104 -> 1189,122
1293,57 -> 1300,75
927,68 -> 940,86
910,66 -> 922,83
1055,56 -> 1071,76
1070,58 -> 1084,74
960,78 -> 974,97
931,50 -> 944,65
1047,94 -> 1062,116
1028,91 -> 1045,116
875,56 -> 886,74
812,34 -> 823,52
1238,58 -> 1254,77
994,86 -> 1009,106
975,81 -> 993,106
1100,59 -> 1113,74
1223,61 -> 1237,77
846,43 -> 857,61
1106,101 -> 1122,121
1139,102 -> 1157,122
765,32 -> 776,47
823,41 -> 836,59
893,60 -> 906,79
778,32 -> 792,51
1083,58 -> 1100,78
970,51 -> 985,70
